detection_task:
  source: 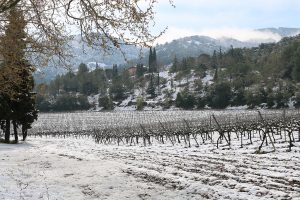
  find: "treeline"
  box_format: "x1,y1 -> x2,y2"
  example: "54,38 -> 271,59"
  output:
35,47 -> 161,112
172,35 -> 300,109
35,63 -> 135,111
36,35 -> 300,111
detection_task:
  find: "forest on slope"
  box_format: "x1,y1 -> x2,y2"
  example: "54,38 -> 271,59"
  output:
35,35 -> 300,112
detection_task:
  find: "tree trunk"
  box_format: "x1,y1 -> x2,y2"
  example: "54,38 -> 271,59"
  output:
22,125 -> 27,141
13,120 -> 18,143
4,119 -> 10,143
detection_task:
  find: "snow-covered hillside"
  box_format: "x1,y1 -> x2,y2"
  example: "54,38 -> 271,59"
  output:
89,69 -> 215,111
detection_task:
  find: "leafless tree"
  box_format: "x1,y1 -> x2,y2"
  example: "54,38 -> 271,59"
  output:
0,0 -> 174,61
0,0 -> 174,98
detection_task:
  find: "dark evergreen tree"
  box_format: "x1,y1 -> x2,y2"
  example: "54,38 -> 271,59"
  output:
153,47 -> 157,72
211,50 -> 217,69
213,68 -> 218,81
148,47 -> 157,73
81,81 -> 98,95
218,47 -> 223,67
184,94 -> 196,109
112,64 -> 118,78
175,92 -> 183,108
136,63 -> 145,78
148,47 -> 153,72
35,95 -> 52,112
171,55 -> 178,72
175,88 -> 195,109
53,94 -> 90,111
291,47 -> 300,82
0,8 -> 37,143
110,78 -> 125,101
180,58 -> 188,71
99,95 -> 114,110
196,97 -> 206,109
146,74 -> 156,98
231,88 -> 246,106
208,82 -> 232,109
78,63 -> 89,74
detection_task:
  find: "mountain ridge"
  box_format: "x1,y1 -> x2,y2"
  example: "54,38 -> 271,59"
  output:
35,27 -> 300,83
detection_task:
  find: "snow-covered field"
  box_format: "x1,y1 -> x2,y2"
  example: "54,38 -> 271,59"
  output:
1,136 -> 299,200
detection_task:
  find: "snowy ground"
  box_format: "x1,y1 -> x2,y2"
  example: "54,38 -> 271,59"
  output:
1,137 -> 300,200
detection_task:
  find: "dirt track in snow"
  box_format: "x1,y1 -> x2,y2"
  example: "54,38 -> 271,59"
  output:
0,137 -> 300,200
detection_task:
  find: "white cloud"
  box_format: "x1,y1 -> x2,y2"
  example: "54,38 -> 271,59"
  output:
154,27 -> 283,44
149,0 -> 300,44
199,28 -> 282,42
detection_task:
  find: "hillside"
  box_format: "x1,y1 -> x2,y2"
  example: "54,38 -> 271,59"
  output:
34,27 -> 300,83
34,33 -> 300,112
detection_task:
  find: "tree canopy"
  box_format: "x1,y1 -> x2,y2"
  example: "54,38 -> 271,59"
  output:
0,0 -> 173,98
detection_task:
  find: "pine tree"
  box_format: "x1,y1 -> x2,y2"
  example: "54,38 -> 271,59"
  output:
175,92 -> 183,108
99,95 -> 114,110
78,63 -> 89,74
171,55 -> 178,72
0,8 -> 37,143
181,58 -> 188,71
157,72 -> 160,95
112,64 -> 118,78
292,47 -> 300,82
218,47 -> 223,67
148,47 -> 158,73
213,68 -> 218,81
148,47 -> 153,73
153,47 -> 157,72
147,74 -> 156,98
136,63 -> 145,78
212,50 -> 217,69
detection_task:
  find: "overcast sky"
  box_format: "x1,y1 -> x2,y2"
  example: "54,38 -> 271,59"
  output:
152,0 -> 300,44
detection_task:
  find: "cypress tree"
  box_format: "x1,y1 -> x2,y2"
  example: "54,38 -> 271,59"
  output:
171,55 -> 178,72
218,47 -> 223,67
147,74 -> 156,98
212,50 -> 217,69
148,47 -> 153,73
153,47 -> 157,72
0,8 -> 37,143
148,47 -> 158,73
112,64 -> 118,78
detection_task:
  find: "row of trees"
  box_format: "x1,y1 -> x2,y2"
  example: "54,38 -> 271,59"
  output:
175,81 -> 299,110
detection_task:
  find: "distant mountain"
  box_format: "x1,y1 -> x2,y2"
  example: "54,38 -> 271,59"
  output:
153,36 -> 260,65
35,27 -> 300,83
143,28 -> 300,65
68,35 -> 143,67
35,35 -> 145,83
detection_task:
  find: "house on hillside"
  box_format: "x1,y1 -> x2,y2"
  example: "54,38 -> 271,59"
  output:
127,66 -> 137,76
